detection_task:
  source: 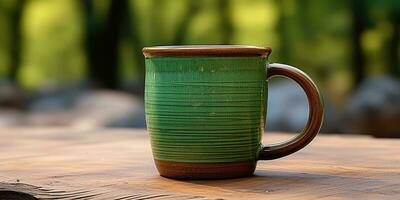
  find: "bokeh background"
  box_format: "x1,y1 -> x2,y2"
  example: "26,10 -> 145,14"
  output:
0,0 -> 399,137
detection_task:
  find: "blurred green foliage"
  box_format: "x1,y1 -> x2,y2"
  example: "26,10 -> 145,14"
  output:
0,0 -> 399,103
21,0 -> 85,88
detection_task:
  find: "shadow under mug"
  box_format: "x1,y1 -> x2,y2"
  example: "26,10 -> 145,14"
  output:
143,45 -> 323,179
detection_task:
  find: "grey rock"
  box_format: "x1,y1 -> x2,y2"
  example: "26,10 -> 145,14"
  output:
345,76 -> 400,137
25,85 -> 146,128
29,83 -> 88,112
71,90 -> 145,128
0,109 -> 25,126
266,79 -> 339,133
266,80 -> 309,132
0,80 -> 26,108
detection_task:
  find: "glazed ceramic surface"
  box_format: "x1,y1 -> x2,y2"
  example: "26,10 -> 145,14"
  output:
145,57 -> 267,163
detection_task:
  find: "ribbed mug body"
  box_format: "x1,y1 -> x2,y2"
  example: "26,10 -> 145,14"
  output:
145,56 -> 267,179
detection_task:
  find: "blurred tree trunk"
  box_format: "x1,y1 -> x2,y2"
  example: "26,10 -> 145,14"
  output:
276,0 -> 291,63
124,1 -> 145,95
150,0 -> 165,44
388,9 -> 400,77
173,1 -> 200,44
351,0 -> 367,86
8,0 -> 25,83
217,0 -> 233,44
298,0 -> 310,37
82,0 -> 128,89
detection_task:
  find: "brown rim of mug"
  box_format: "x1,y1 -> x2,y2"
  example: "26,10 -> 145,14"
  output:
143,45 -> 272,58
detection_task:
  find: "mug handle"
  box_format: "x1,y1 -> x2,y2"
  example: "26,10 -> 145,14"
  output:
258,63 -> 324,160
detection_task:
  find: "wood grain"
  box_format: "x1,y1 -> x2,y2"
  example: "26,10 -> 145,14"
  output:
0,128 -> 399,200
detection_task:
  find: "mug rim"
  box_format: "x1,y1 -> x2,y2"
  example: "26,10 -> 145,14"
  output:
143,45 -> 271,58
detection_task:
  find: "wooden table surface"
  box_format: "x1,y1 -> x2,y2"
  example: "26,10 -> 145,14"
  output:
0,128 -> 399,200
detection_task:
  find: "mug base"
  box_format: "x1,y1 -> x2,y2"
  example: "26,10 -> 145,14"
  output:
154,159 -> 256,180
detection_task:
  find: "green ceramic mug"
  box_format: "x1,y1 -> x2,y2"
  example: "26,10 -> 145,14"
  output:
143,45 -> 323,179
